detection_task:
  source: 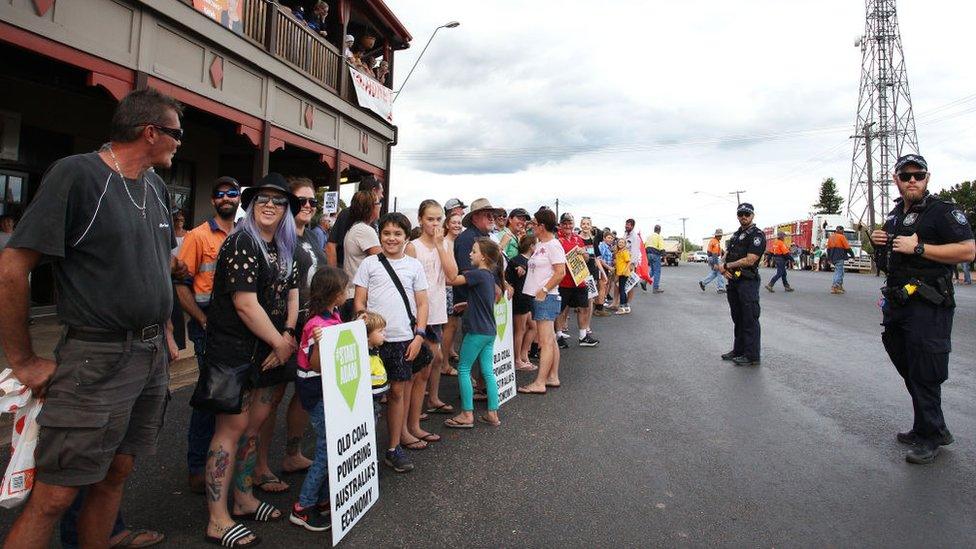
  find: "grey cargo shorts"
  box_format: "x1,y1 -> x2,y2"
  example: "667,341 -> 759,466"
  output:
34,329 -> 170,486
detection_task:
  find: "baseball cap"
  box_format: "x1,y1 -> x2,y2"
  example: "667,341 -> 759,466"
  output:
212,176 -> 240,193
509,208 -> 530,219
737,202 -> 755,214
444,198 -> 467,211
894,153 -> 927,172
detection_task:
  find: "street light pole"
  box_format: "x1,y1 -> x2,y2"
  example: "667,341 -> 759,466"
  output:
679,217 -> 688,257
392,21 -> 460,104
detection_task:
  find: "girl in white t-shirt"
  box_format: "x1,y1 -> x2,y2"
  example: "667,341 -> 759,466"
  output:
353,213 -> 429,473
405,200 -> 459,446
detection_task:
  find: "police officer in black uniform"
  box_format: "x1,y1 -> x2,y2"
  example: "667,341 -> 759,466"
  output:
870,154 -> 975,464
719,203 -> 766,366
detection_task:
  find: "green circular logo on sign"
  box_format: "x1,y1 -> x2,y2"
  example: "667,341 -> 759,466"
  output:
334,329 -> 361,411
494,296 -> 508,342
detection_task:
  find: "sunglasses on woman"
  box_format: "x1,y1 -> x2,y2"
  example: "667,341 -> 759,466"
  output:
254,194 -> 289,207
297,197 -> 319,208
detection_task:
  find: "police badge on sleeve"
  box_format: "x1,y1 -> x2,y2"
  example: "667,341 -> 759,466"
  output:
753,237 -> 761,246
951,210 -> 968,225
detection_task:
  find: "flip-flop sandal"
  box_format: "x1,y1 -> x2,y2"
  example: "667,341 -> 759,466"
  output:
443,417 -> 474,429
442,368 -> 459,376
478,415 -> 502,427
205,523 -> 260,547
419,413 -> 430,421
425,403 -> 455,414
232,501 -> 283,522
253,474 -> 289,493
545,383 -> 561,388
402,438 -> 428,450
419,433 -> 442,442
517,386 -> 547,395
111,529 -> 165,548
280,465 -> 310,475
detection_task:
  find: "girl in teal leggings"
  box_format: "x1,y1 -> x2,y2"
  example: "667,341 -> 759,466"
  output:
444,238 -> 506,428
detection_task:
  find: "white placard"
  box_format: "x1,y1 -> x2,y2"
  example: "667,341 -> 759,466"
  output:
323,191 -> 339,214
623,272 -> 641,294
584,276 -> 598,300
349,65 -> 393,122
319,320 -> 378,545
492,296 -> 516,406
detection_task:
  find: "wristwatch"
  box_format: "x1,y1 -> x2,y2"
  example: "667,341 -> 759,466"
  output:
913,243 -> 925,256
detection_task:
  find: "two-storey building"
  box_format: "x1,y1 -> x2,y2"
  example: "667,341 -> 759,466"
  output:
0,0 -> 411,314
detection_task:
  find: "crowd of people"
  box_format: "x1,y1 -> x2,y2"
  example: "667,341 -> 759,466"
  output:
0,90 -> 658,548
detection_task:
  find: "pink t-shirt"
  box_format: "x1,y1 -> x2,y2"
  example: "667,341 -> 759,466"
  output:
298,310 -> 343,371
523,237 -> 567,297
411,239 -> 447,326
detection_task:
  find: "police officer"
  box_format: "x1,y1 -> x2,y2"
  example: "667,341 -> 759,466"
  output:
869,154 -> 975,465
719,203 -> 766,366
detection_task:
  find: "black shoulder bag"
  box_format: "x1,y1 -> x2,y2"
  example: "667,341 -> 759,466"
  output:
377,255 -> 434,371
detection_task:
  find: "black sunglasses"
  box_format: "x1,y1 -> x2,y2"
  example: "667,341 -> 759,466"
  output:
298,197 -> 319,208
138,123 -> 184,141
897,171 -> 927,182
737,211 -> 753,217
255,194 -> 289,207
213,189 -> 240,199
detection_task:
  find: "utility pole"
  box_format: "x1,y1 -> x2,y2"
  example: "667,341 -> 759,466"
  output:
555,198 -> 559,219
679,217 -> 688,257
729,191 -> 746,205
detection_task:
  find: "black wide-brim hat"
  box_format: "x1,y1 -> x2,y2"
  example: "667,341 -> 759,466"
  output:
241,172 -> 301,215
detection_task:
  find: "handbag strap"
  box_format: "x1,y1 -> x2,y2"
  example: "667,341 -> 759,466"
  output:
377,254 -> 417,330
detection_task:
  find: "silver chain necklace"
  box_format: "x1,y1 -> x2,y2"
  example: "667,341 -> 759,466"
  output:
107,145 -> 147,218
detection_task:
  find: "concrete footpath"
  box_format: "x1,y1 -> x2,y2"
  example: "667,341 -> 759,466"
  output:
1,265 -> 974,547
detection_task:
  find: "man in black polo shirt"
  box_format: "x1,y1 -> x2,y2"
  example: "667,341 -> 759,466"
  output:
325,175 -> 384,267
0,89 -> 182,547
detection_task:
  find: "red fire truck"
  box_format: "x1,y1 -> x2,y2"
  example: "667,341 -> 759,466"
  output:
763,214 -> 872,272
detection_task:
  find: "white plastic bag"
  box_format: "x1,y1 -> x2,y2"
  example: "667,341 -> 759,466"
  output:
0,368 -> 41,508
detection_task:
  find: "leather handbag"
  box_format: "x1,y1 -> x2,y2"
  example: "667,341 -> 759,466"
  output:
377,255 -> 434,370
190,340 -> 260,414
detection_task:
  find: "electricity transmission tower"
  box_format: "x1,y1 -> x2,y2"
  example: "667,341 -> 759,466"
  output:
847,0 -> 920,228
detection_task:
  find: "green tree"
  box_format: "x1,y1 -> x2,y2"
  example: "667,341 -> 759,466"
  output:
937,180 -> 976,227
813,177 -> 844,214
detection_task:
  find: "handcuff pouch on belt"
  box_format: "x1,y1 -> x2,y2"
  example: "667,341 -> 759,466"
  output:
882,271 -> 954,308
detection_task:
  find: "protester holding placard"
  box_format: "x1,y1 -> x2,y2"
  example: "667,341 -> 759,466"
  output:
289,266 -> 349,533
444,238 -> 506,428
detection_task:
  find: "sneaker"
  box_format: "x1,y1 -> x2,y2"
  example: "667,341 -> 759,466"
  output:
717,288 -> 727,294
784,286 -> 795,292
290,505 -> 332,532
897,430 -> 954,446
557,336 -> 569,349
624,306 -> 632,314
905,444 -> 941,465
640,281 -> 648,291
614,308 -> 628,315
720,351 -> 739,361
384,446 -> 414,473
765,284 -> 775,293
699,281 -> 706,292
652,288 -> 664,294
578,334 -> 600,347
732,356 -> 761,367
556,331 -> 569,339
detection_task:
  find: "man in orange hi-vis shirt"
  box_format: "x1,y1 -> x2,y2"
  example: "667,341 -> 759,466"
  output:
698,228 -> 726,293
765,231 -> 794,292
827,225 -> 854,294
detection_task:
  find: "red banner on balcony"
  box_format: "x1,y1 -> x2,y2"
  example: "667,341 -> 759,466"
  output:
193,0 -> 243,34
349,65 -> 393,123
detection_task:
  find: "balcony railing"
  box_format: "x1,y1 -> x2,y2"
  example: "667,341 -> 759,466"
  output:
236,0 -> 340,91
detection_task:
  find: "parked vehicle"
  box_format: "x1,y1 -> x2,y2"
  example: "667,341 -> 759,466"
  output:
663,238 -> 681,266
689,251 -> 708,263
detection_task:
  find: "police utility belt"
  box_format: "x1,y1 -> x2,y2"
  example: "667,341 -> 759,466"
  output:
882,268 -> 955,308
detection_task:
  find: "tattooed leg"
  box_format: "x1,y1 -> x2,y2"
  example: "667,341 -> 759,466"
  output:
205,445 -> 230,503
233,434 -> 257,498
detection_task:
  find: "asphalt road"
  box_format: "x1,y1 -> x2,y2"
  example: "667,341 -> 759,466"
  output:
2,265 -> 974,547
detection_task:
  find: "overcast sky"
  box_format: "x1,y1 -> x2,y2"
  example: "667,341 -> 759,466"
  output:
384,0 -> 976,240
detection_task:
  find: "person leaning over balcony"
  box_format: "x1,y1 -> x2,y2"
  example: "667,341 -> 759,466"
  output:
0,88 -> 184,548
827,225 -> 854,294
301,1 -> 330,37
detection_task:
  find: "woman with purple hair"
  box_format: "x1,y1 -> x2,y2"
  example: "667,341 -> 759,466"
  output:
191,173 -> 300,547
